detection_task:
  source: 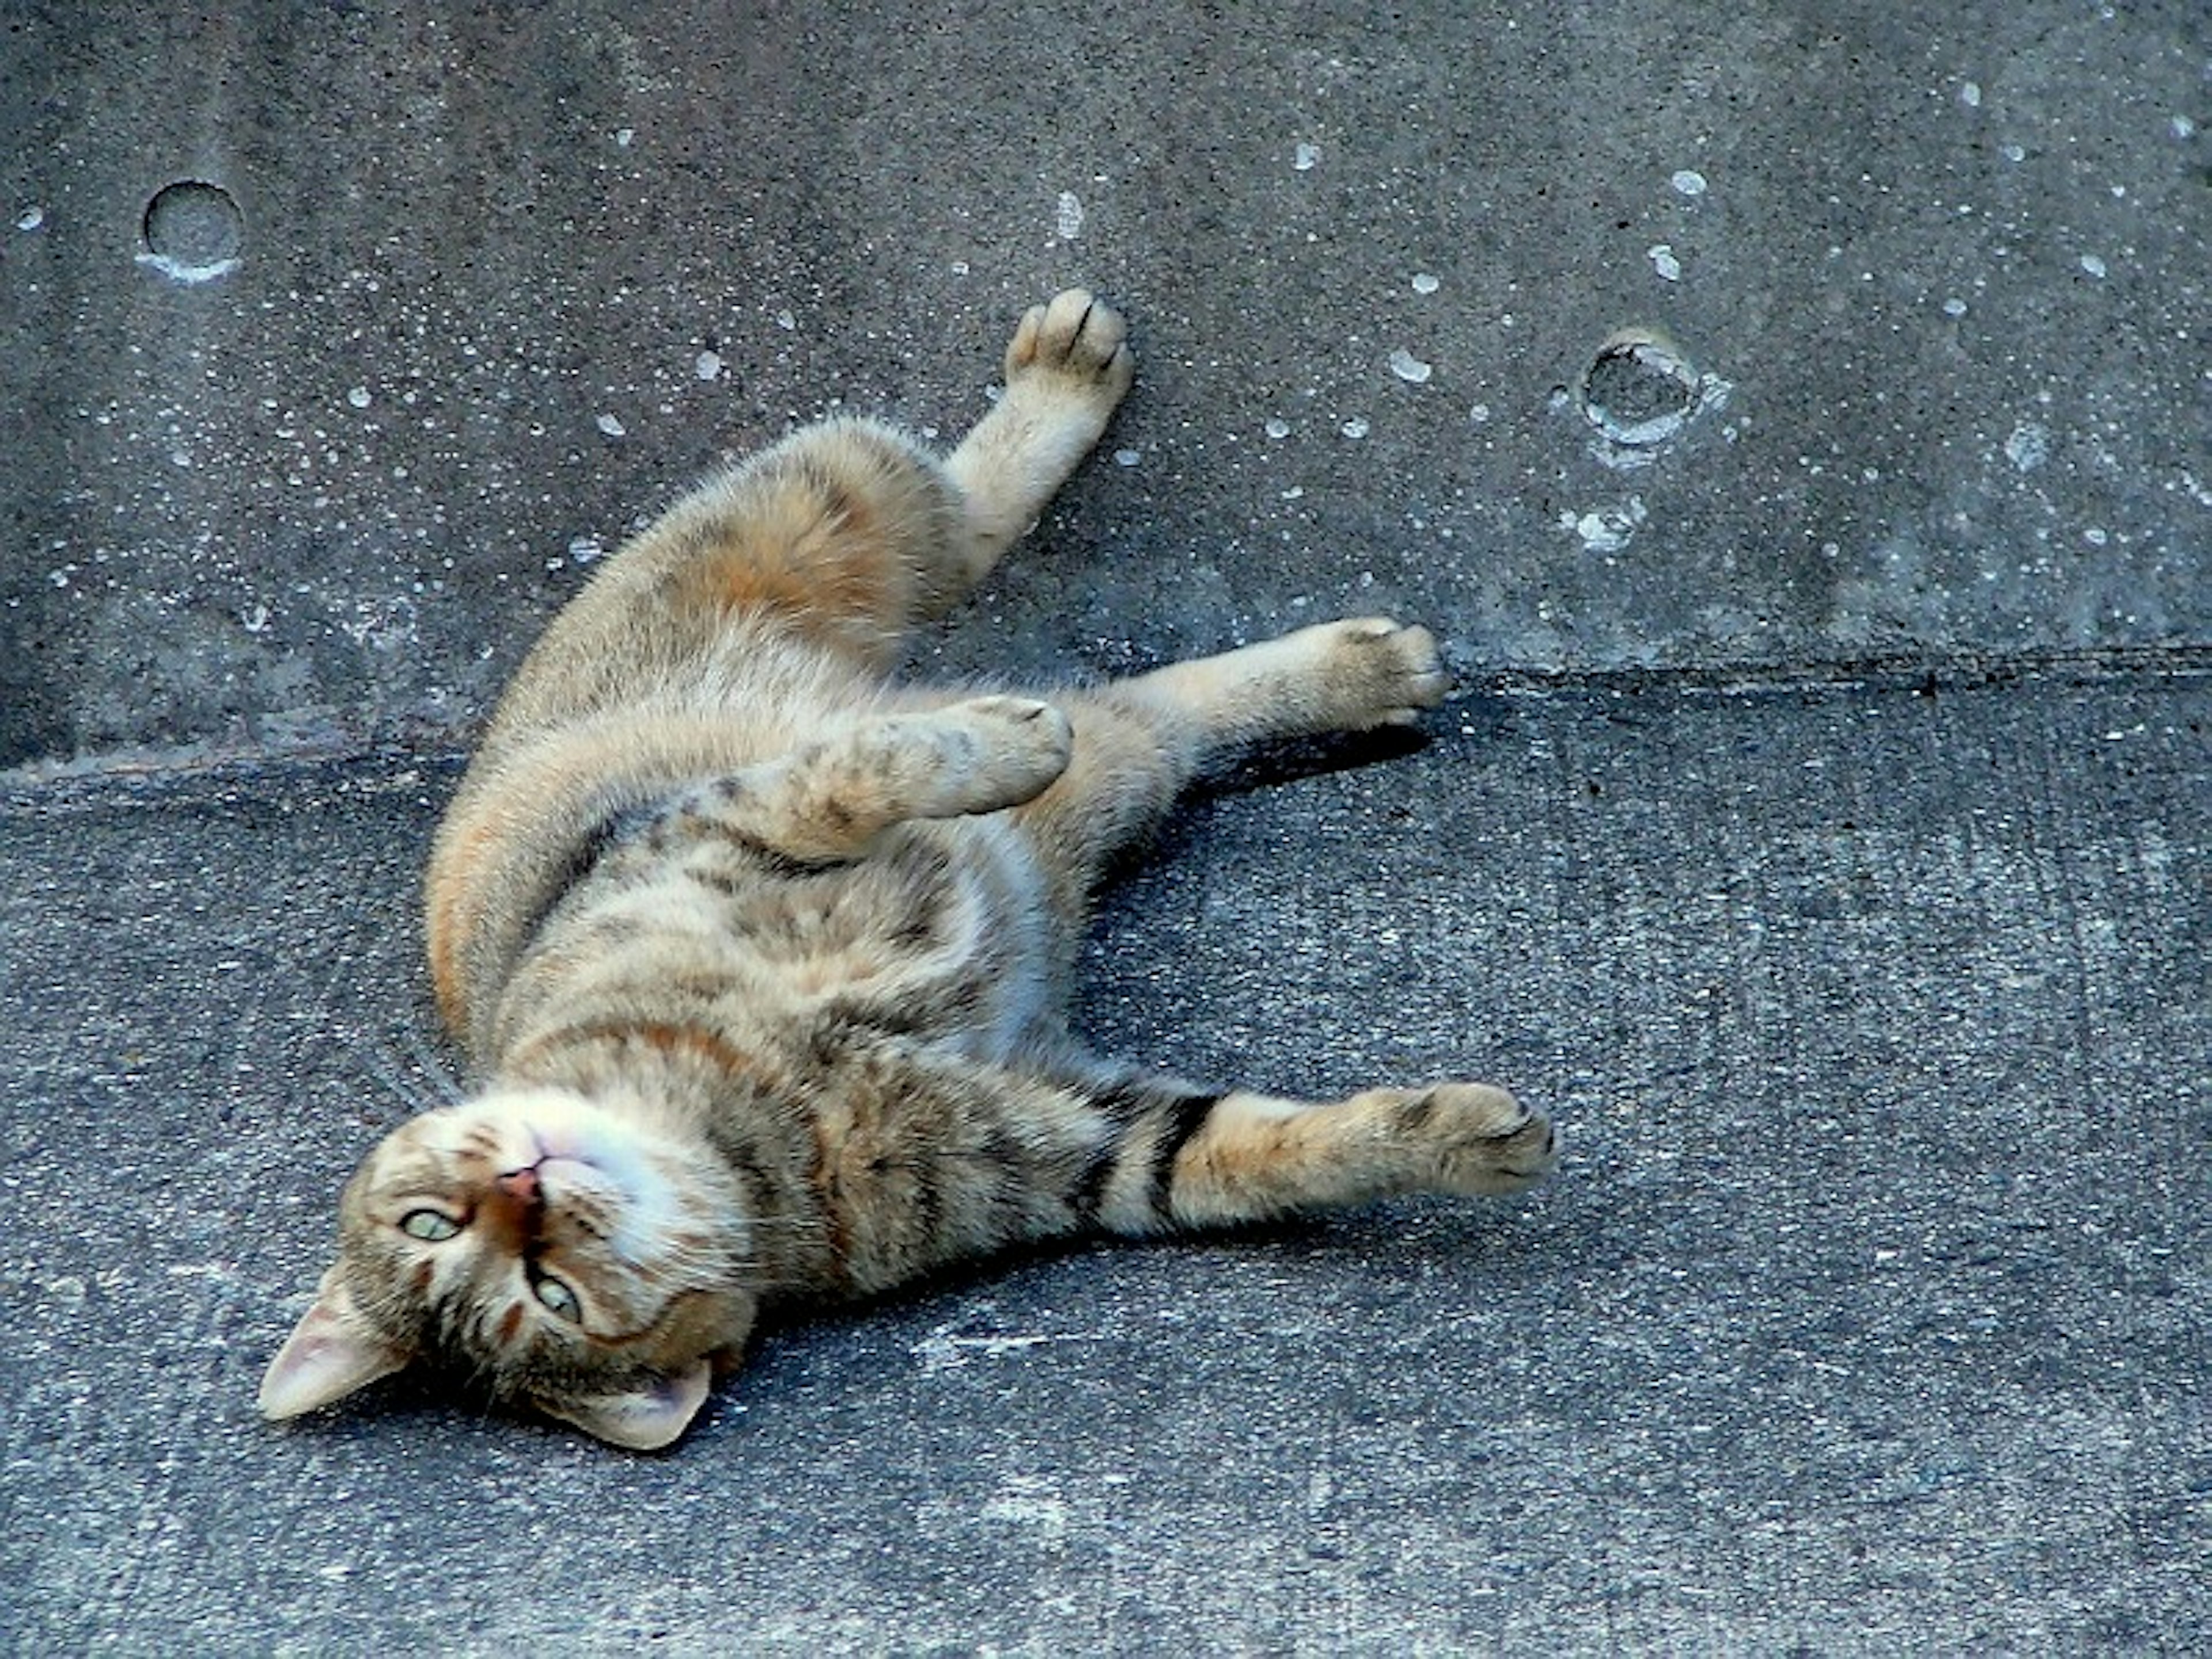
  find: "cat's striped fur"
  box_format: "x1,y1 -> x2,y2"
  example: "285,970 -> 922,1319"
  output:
260,291 -> 1556,1449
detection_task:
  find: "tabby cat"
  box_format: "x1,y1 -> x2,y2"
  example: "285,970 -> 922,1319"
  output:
259,291 -> 1556,1449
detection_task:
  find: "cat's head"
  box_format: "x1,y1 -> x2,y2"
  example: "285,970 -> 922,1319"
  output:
259,1085 -> 756,1450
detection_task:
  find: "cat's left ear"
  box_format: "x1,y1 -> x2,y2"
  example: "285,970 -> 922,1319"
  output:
534,1359 -> 713,1452
259,1266 -> 411,1421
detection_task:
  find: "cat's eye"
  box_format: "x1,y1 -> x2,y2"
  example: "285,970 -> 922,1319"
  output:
399,1209 -> 461,1242
532,1272 -> 582,1323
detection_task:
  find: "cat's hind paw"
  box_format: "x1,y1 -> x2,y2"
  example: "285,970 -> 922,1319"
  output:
1384,1082 -> 1559,1195
1005,289 -> 1134,411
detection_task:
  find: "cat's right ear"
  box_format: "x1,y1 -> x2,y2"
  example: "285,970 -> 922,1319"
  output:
258,1267 -> 411,1421
533,1359 -> 714,1452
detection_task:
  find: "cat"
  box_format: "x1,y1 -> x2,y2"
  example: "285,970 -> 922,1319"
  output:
258,290 -> 1558,1449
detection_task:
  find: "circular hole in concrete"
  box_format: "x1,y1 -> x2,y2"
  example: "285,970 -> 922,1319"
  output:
1581,330 -> 1699,447
142,180 -> 243,281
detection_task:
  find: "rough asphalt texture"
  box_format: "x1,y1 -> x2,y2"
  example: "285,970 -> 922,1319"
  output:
1,2 -> 2205,1654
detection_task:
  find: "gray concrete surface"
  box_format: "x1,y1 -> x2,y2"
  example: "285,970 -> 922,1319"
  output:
2,676 -> 2205,1652
1,2 -> 2205,767
1,0 -> 2208,1653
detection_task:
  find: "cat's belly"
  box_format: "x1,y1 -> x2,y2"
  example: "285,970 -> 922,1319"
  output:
490,813 -> 1061,1069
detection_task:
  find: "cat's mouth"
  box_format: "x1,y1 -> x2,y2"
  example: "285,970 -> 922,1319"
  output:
488,1116 -> 597,1177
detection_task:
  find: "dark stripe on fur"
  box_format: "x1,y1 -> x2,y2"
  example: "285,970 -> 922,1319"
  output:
1069,1143 -> 1117,1223
1066,1074 -> 1218,1224
1087,1073 -> 1195,1125
1146,1093 -> 1224,1221
510,797 -> 666,958
699,816 -> 853,880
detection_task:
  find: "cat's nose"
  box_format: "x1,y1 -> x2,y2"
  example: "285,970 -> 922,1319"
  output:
496,1166 -> 542,1206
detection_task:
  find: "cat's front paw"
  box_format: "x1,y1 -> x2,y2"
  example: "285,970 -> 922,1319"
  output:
1387,1082 -> 1558,1195
1004,290 -> 1134,411
945,694 -> 1075,808
1312,618 -> 1451,729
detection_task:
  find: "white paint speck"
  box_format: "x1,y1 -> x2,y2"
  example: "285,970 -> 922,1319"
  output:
2175,115 -> 2198,140
240,603 -> 271,634
1388,347 -> 1432,384
950,259 -> 970,276
1565,495 -> 1648,554
775,309 -> 796,331
694,350 -> 723,381
1670,169 -> 1707,197
1959,82 -> 1982,108
1293,142 -> 1320,172
1055,191 -> 1085,240
1648,243 -> 1682,282
1943,297 -> 1968,317
1264,418 -> 1291,439
2005,422 -> 2051,472
981,1477 -> 1068,1532
15,204 -> 43,232
2084,526 -> 2109,547
596,413 -> 627,438
1112,448 -> 1141,467
346,385 -> 372,409
1411,272 -> 1440,294
2079,254 -> 2107,279
1340,417 -> 1369,439
2001,142 -> 2027,162
615,128 -> 635,148
1469,403 -> 1491,424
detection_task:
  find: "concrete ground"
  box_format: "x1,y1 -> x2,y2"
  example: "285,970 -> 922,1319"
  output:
1,1 -> 2206,1653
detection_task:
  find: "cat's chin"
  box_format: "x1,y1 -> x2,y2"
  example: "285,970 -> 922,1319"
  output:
437,1085 -> 672,1174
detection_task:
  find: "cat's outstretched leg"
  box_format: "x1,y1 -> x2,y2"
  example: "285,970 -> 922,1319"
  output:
942,289 -> 1134,594
1126,617 -> 1449,744
813,1054 -> 1553,1293
1046,1070 -> 1557,1238
1012,618 -> 1449,913
1147,1082 -> 1558,1228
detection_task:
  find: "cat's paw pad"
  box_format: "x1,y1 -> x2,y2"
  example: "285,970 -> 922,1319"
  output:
1005,290 -> 1134,407
950,694 -> 1074,803
1392,1082 -> 1558,1195
1318,618 -> 1450,728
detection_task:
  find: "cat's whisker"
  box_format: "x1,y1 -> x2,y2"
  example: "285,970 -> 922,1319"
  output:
395,1028 -> 468,1107
352,1035 -> 445,1124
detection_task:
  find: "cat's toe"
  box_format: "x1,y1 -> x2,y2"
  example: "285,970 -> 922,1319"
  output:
1006,290 -> 1134,402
